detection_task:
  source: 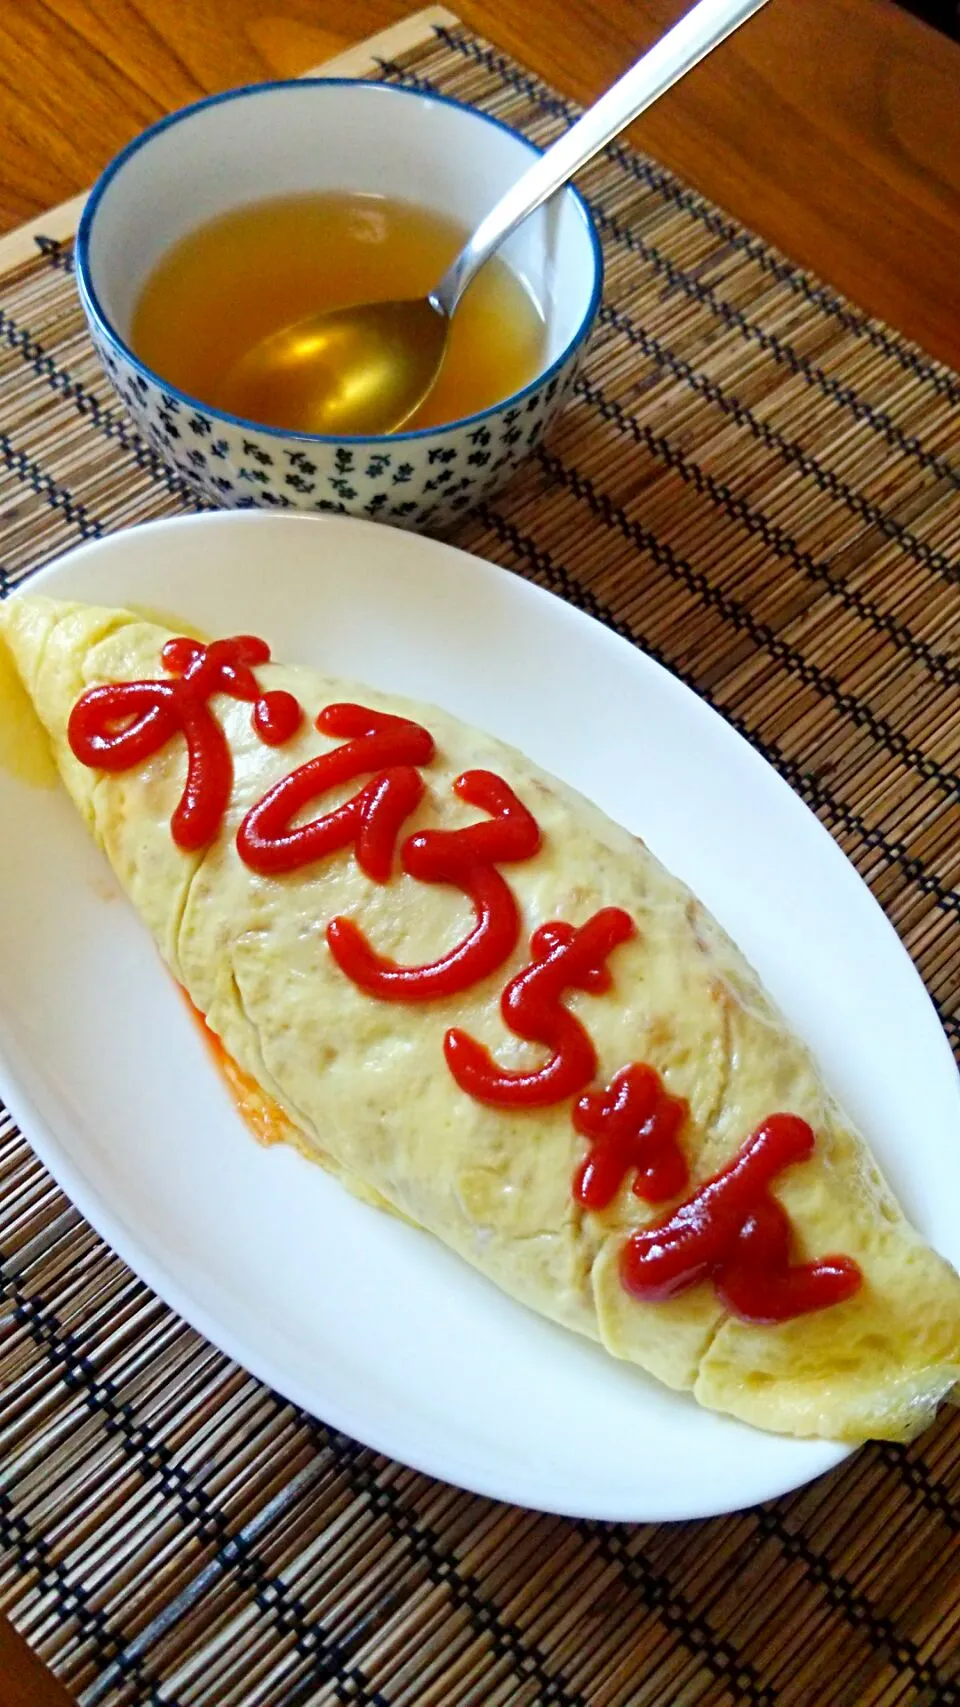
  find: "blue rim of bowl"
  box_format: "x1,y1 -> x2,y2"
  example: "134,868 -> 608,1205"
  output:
75,77 -> 604,446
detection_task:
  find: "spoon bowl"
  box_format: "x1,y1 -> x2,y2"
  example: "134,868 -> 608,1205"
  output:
221,297 -> 447,437
230,0 -> 769,437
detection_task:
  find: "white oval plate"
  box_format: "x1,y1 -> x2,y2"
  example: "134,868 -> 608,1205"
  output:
1,511 -> 957,1522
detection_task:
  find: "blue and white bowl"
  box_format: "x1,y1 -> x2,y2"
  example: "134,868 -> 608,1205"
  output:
76,79 -> 602,531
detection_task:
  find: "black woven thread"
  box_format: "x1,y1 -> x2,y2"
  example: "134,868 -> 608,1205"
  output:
21,260 -> 960,639
0,306 -> 202,506
0,432 -> 103,543
572,376 -> 960,685
753,1506 -> 960,1700
432,24 -> 960,410
592,303 -> 960,590
0,1485 -> 156,1695
572,1521 -> 777,1706
531,453 -> 960,802
33,234 -> 75,272
298,1422 -> 589,1707
306,1423 -> 778,1707
377,60 -> 960,492
875,1441 -> 960,1533
78,1467 -> 414,1707
587,205 -> 960,494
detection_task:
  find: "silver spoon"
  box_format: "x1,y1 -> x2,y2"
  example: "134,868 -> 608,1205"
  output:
221,0 -> 769,437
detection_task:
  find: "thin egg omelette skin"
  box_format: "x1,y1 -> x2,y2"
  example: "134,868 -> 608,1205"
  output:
4,593 -> 960,1444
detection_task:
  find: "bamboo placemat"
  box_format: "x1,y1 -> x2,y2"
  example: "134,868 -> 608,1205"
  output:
3,11 -> 960,1705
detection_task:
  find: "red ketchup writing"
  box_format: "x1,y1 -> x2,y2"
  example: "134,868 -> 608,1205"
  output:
253,690 -> 303,746
574,1063 -> 689,1207
620,1113 -> 862,1323
238,703 -> 434,882
444,908 -> 635,1108
67,635 -> 302,852
327,769 -> 541,999
70,642 -> 861,1330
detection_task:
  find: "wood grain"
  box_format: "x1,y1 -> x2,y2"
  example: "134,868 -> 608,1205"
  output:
0,1616 -> 75,1707
5,0 -> 960,367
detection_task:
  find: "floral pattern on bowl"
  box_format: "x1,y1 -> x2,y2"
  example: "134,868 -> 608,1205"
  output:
91,325 -> 581,530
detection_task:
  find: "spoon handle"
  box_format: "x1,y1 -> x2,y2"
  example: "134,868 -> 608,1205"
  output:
432,0 -> 770,319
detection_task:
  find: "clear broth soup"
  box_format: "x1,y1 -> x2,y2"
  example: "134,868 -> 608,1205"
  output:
131,191 -> 548,434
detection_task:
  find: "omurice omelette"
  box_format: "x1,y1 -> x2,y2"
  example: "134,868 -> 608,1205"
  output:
3,591 -> 959,1444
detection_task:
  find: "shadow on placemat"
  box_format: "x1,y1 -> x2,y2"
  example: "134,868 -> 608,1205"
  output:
1,19 -> 959,1707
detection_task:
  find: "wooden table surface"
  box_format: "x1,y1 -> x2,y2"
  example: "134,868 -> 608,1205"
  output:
4,0 -> 960,369
2,1 -> 959,1702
